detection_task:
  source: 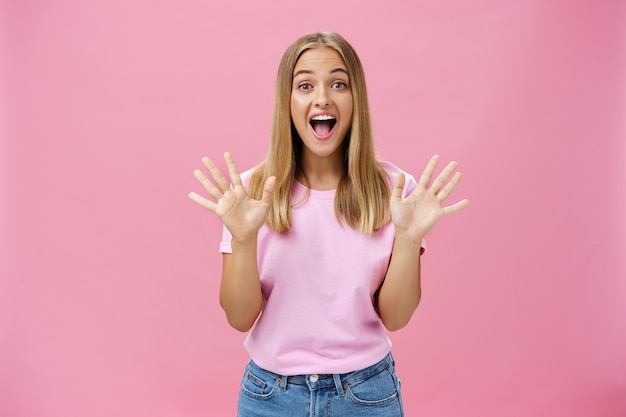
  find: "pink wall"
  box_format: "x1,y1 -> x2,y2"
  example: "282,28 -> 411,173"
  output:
2,0 -> 625,416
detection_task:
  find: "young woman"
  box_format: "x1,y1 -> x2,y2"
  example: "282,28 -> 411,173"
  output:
189,31 -> 468,417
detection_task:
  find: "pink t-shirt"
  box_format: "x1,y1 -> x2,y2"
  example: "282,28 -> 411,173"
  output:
219,161 -> 424,375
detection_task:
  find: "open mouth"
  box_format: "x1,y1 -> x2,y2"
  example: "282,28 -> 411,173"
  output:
310,115 -> 336,138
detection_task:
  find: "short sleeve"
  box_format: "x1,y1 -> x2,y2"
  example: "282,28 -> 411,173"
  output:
219,225 -> 233,254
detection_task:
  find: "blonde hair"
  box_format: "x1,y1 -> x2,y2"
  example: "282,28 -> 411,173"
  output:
249,32 -> 390,234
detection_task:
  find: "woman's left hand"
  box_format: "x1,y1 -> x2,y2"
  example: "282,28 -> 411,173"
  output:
390,155 -> 469,243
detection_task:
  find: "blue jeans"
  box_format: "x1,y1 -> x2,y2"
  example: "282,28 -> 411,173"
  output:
237,353 -> 404,417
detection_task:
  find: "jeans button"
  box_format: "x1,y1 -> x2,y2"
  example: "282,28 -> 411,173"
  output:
309,374 -> 319,382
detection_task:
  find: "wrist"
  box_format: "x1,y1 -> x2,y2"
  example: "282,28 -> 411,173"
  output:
393,230 -> 424,248
231,234 -> 259,250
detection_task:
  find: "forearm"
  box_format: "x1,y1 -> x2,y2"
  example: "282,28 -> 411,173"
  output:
219,240 -> 263,332
377,234 -> 423,331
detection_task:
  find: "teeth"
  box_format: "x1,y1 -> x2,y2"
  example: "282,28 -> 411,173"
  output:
311,115 -> 335,121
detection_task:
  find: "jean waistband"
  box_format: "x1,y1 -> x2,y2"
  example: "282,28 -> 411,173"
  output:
249,352 -> 395,394
286,353 -> 394,385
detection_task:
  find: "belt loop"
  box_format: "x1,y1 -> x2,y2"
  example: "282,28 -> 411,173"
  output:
333,374 -> 345,397
279,376 -> 288,391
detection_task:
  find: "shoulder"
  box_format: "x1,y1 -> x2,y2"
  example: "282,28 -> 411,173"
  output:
239,167 -> 260,191
240,167 -> 254,183
378,160 -> 418,198
378,160 -> 408,179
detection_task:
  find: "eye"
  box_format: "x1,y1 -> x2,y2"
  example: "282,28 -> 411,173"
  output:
297,82 -> 313,91
331,81 -> 348,89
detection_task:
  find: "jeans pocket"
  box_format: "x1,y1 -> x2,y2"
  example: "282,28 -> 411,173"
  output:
344,368 -> 399,406
240,364 -> 280,400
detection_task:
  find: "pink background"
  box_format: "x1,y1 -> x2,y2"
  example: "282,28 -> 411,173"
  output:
2,0 -> 625,416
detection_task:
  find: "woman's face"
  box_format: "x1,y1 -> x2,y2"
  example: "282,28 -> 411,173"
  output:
290,46 -> 354,165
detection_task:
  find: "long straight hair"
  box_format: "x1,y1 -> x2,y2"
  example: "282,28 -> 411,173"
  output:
248,32 -> 390,234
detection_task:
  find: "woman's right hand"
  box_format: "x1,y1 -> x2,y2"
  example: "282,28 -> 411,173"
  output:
188,152 -> 275,243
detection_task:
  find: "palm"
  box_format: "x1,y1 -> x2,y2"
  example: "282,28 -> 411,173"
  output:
214,183 -> 271,238
391,155 -> 469,241
188,152 -> 275,241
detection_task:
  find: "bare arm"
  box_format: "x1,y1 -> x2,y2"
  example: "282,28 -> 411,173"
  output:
377,234 -> 423,331
220,249 -> 262,332
376,155 -> 469,331
188,153 -> 275,332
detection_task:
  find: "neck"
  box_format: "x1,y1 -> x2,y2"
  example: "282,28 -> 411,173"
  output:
297,153 -> 344,191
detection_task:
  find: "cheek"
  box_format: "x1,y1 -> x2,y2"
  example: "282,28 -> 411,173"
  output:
291,98 -> 312,132
290,99 -> 308,136
338,95 -> 354,116
341,99 -> 354,125
290,95 -> 307,113
289,96 -> 295,116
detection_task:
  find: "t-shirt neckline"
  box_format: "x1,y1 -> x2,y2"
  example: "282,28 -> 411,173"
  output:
293,180 -> 336,200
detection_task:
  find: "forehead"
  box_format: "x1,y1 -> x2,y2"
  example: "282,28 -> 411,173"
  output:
293,46 -> 347,74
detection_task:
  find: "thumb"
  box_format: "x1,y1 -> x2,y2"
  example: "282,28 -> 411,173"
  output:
391,172 -> 406,202
260,176 -> 276,205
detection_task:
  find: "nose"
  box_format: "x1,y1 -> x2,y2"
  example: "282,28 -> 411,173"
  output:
314,87 -> 331,107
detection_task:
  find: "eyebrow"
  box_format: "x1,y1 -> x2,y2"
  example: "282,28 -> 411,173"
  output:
293,67 -> 349,77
